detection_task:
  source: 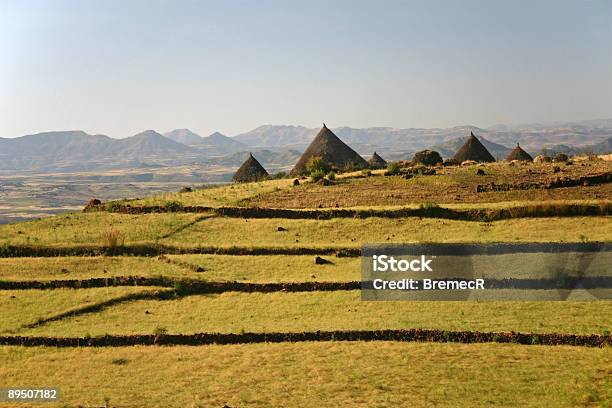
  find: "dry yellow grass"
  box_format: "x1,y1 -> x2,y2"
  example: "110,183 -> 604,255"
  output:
0,254 -> 360,283
3,213 -> 610,248
131,178 -> 294,207
163,216 -> 612,248
0,256 -> 186,281
19,291 -> 612,336
0,212 -> 204,246
0,342 -> 610,407
245,161 -> 612,208
0,287 -> 155,334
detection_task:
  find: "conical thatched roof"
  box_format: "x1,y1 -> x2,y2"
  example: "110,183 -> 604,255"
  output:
506,143 -> 533,161
368,152 -> 387,169
452,131 -> 496,163
232,153 -> 269,182
291,124 -> 368,175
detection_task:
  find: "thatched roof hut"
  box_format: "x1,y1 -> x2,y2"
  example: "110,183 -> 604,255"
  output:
232,153 -> 269,182
452,131 -> 496,163
368,152 -> 387,169
291,124 -> 368,175
506,143 -> 533,161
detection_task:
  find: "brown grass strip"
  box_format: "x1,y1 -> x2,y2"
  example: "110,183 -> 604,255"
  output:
1,277 -> 609,292
157,254 -> 205,272
0,245 -> 360,258
477,172 -> 612,192
0,277 -> 361,292
88,202 -> 612,221
0,329 -> 608,347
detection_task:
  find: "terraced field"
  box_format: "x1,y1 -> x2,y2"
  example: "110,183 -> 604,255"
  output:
2,212 -> 611,248
1,161 -> 611,407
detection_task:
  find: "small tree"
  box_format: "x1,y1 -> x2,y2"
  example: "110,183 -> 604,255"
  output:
310,169 -> 326,182
306,157 -> 332,174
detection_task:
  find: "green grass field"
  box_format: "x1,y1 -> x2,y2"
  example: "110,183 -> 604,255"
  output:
0,252 -> 608,283
0,212 -> 205,247
162,216 -> 612,247
0,255 -> 360,282
130,178 -> 294,207
17,291 -> 611,336
1,212 -> 610,248
0,256 -> 187,281
0,287 -> 156,334
1,161 -> 611,407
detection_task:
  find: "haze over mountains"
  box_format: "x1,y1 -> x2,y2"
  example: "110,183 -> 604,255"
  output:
163,129 -> 247,155
1,119 -> 611,173
233,119 -> 612,160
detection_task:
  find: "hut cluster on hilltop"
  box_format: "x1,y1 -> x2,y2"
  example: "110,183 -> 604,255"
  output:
232,124 -> 552,182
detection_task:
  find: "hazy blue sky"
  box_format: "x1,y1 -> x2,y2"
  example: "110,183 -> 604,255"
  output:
1,0 -> 611,138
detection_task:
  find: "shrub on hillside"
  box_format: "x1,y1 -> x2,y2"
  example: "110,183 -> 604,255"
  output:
341,161 -> 366,172
164,201 -> 184,212
443,158 -> 460,166
84,199 -> 102,211
412,164 -> 436,175
412,150 -> 443,166
385,162 -> 401,176
306,157 -> 332,174
310,169 -> 326,182
553,153 -> 569,163
585,153 -> 601,162
104,201 -> 123,212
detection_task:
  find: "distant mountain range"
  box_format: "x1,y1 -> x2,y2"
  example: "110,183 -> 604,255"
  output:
234,119 -> 612,159
1,119 -> 611,173
164,129 -> 246,155
0,129 -> 248,172
0,130 -> 185,172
